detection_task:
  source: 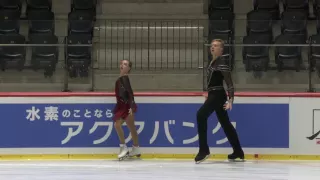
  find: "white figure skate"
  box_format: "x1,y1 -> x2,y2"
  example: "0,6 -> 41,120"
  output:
129,146 -> 141,158
118,146 -> 129,161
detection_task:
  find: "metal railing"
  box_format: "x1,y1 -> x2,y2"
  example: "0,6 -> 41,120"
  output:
95,19 -> 205,70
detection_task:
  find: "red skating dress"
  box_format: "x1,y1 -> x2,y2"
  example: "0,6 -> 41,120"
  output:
113,75 -> 137,121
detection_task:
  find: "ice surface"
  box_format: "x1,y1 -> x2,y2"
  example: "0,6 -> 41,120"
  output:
0,159 -> 319,180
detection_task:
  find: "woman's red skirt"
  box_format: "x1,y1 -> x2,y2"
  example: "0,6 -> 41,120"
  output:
113,102 -> 137,121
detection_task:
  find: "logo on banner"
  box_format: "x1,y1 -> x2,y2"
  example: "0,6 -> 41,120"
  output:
24,105 -> 236,146
306,109 -> 320,144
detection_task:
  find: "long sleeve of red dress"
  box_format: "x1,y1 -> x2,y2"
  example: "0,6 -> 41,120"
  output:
120,76 -> 136,110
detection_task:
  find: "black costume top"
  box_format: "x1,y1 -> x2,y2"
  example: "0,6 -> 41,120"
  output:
206,56 -> 234,102
115,75 -> 136,109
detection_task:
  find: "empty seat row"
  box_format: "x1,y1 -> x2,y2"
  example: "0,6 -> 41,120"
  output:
0,0 -> 52,16
242,33 -> 320,73
243,5 -> 311,74
0,0 -> 96,78
242,34 -> 304,72
209,0 -> 234,12
208,10 -> 234,35
253,0 -> 280,20
246,10 -> 273,37
0,9 -> 94,35
0,9 -> 54,35
209,10 -> 312,40
0,0 -> 97,15
0,33 -> 92,78
246,10 -> 309,40
209,0 -> 315,18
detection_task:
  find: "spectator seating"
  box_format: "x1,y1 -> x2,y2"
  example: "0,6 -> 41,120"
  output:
68,10 -> 94,36
0,9 -> 20,34
27,10 -> 55,35
0,0 -> 22,16
242,34 -> 271,72
0,33 -> 26,71
253,0 -> 280,20
208,0 -> 233,12
274,34 -> 305,72
0,0 -> 96,78
29,34 -> 58,77
64,34 -> 92,78
246,10 -> 273,37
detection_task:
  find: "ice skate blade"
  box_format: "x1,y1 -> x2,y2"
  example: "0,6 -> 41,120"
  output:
118,155 -> 129,161
118,152 -> 129,161
195,155 -> 210,164
228,158 -> 245,162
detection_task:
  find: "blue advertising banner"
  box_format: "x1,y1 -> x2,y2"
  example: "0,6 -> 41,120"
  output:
0,103 -> 289,148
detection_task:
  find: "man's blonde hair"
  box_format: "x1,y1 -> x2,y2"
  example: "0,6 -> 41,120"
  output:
211,39 -> 224,49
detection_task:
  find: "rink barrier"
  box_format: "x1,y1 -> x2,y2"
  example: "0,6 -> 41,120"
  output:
0,91 -> 319,161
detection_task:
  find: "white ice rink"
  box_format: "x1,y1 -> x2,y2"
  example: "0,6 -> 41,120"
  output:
0,159 -> 320,180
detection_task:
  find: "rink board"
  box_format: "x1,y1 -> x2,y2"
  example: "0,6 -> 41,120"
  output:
0,92 -> 319,160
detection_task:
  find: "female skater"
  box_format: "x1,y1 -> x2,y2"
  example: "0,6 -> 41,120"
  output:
195,39 -> 244,164
113,59 -> 140,160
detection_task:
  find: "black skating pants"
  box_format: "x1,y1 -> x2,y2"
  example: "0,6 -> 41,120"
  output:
196,90 -> 242,153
